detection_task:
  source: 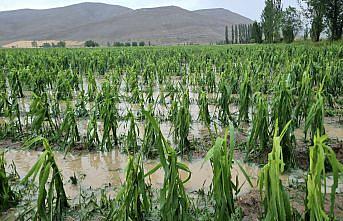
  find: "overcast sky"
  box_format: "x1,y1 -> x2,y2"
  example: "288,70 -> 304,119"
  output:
0,0 -> 300,21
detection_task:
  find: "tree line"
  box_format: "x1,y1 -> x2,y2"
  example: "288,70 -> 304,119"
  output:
224,0 -> 342,44
225,24 -> 254,44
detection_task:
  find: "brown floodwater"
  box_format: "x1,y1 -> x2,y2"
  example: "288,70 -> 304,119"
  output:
3,149 -> 260,201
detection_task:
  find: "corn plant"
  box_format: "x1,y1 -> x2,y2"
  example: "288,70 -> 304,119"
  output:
294,70 -> 312,126
204,124 -> 252,220
271,76 -> 296,168
87,71 -> 97,102
8,69 -> 24,98
59,103 -> 80,152
108,154 -> 151,220
248,92 -> 270,154
198,89 -> 211,126
29,92 -> 56,137
0,70 -> 8,113
258,120 -> 293,221
142,105 -> 158,158
56,71 -> 73,100
218,80 -> 235,126
86,110 -> 100,150
22,137 -> 69,221
173,92 -> 191,154
304,86 -> 325,140
2,95 -> 23,139
126,111 -> 139,153
99,82 -> 119,151
238,71 -> 251,123
75,89 -> 88,118
305,131 -> 343,221
144,111 -> 192,221
0,151 -> 18,211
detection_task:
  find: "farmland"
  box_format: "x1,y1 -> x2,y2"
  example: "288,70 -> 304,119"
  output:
0,44 -> 343,220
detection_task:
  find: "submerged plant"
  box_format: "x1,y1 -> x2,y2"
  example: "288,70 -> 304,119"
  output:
99,82 -> 119,151
198,89 -> 211,125
86,110 -> 100,150
22,137 -> 69,221
59,103 -> 80,152
144,111 -> 192,221
0,152 -> 18,211
142,105 -> 158,158
108,154 -> 151,220
126,111 -> 139,153
218,80 -> 236,126
173,91 -> 191,154
204,124 -> 252,220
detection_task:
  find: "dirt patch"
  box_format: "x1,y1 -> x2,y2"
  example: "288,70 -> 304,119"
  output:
236,188 -> 343,220
237,190 -> 261,221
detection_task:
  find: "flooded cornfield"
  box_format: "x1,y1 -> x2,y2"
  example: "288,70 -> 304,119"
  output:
1,45 -> 343,220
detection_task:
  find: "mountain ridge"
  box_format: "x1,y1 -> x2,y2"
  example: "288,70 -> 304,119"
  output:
0,2 -> 253,46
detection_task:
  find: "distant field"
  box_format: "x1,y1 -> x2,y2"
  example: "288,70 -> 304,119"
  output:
2,40 -> 84,48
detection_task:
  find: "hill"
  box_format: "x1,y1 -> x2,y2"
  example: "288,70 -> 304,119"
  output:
0,2 -> 253,46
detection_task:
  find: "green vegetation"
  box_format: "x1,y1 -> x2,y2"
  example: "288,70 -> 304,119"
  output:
258,121 -> 293,221
84,40 -> 99,47
22,137 -> 69,220
0,43 -> 342,220
0,152 -> 18,211
204,124 -> 252,220
305,132 -> 343,220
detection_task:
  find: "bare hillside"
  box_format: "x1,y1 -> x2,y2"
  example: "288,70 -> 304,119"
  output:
0,2 -> 253,46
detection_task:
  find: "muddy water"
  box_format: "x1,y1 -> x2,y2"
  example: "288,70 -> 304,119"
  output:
294,121 -> 343,141
4,149 -> 259,200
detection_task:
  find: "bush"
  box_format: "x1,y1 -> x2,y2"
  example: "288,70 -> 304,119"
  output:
42,42 -> 51,48
84,40 -> 99,47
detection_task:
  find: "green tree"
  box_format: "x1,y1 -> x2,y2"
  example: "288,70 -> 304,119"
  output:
262,0 -> 282,43
302,0 -> 325,42
42,42 -> 51,48
31,40 -> 38,48
56,41 -> 66,48
304,24 -> 310,40
231,25 -> 234,43
84,40 -> 99,47
324,0 -> 343,40
235,25 -> 238,44
225,25 -> 229,44
282,7 -> 302,43
252,21 -> 263,43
